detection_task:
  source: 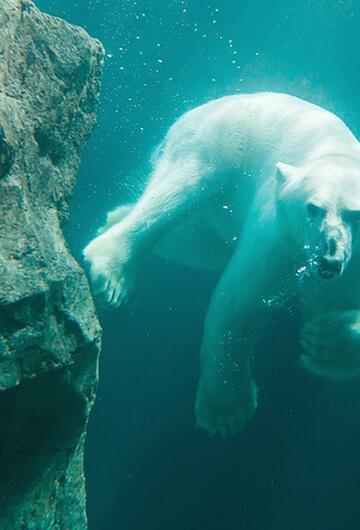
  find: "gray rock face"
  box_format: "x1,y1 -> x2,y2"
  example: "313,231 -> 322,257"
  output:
0,1 -> 103,528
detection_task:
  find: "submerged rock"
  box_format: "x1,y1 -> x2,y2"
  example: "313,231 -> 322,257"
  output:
0,125 -> 14,178
0,1 -> 103,528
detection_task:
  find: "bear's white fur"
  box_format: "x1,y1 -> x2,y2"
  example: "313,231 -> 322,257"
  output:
84,92 -> 360,436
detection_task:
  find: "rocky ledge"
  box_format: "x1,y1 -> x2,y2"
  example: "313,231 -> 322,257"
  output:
0,1 -> 103,528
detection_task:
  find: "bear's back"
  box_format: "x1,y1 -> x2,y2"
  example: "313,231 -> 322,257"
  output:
164,92 -> 356,172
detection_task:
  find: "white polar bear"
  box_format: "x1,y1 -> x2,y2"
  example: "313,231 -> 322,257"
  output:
84,92 -> 360,436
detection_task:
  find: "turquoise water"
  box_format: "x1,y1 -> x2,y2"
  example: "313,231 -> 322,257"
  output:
37,1 -> 360,529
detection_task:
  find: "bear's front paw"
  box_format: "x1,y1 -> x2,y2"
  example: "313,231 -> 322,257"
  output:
300,311 -> 360,380
91,265 -> 135,308
83,232 -> 136,307
195,375 -> 257,437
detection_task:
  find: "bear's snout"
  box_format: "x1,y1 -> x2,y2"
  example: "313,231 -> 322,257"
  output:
316,222 -> 351,279
326,235 -> 338,257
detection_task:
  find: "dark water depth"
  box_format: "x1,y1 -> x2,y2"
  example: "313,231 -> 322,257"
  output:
36,1 -> 360,529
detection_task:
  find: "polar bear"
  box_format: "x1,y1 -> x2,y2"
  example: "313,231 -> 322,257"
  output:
84,92 -> 360,436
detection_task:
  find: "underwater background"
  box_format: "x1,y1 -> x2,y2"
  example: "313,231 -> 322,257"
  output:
36,1 -> 360,529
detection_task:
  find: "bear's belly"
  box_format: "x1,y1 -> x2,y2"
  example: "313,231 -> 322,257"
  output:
152,201 -> 243,271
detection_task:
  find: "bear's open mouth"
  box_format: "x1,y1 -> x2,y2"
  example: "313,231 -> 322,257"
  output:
318,259 -> 343,280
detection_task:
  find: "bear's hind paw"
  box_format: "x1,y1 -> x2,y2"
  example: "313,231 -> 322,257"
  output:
195,380 -> 257,437
196,410 -> 249,437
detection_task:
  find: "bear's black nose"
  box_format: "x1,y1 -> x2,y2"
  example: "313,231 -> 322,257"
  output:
319,257 -> 343,279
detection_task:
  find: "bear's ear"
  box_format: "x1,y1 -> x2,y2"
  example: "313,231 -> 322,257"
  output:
275,162 -> 298,184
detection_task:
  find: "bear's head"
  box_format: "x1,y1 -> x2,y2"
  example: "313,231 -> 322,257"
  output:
276,155 -> 360,280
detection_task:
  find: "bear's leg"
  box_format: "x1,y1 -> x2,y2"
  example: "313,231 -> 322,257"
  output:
195,223 -> 283,436
83,155 -> 217,306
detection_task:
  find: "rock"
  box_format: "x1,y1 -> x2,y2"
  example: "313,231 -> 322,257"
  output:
0,125 -> 14,178
0,1 -> 104,528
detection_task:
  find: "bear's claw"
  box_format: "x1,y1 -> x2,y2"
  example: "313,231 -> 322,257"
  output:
83,230 -> 136,308
196,411 -> 248,437
91,269 -> 133,308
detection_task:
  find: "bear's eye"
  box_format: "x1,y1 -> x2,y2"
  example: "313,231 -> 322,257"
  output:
306,202 -> 326,220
